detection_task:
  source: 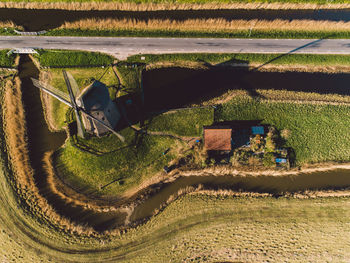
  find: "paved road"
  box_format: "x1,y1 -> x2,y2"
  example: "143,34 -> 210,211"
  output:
1,36 -> 350,59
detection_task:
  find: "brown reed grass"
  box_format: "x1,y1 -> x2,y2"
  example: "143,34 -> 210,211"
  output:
1,1 -> 350,11
0,20 -> 21,29
2,77 -> 96,235
60,18 -> 350,32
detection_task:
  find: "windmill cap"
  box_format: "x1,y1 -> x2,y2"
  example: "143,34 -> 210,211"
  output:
76,80 -> 110,111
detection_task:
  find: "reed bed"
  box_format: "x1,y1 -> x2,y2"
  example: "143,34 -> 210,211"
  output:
0,20 -> 19,28
1,1 -> 350,11
2,77 -> 96,235
60,18 -> 350,33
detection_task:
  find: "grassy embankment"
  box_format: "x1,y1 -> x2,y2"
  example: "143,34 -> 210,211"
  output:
45,18 -> 350,39
129,52 -> 350,70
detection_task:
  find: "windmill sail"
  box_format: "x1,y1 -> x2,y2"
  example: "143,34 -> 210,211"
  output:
31,78 -> 72,107
66,71 -> 80,97
63,70 -> 85,138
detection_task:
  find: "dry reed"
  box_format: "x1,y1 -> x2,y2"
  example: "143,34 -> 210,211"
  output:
2,77 -> 96,235
1,1 -> 350,11
0,20 -> 21,29
60,18 -> 350,32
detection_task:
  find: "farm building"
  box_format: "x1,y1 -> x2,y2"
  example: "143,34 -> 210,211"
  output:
203,125 -> 233,152
76,80 -> 121,137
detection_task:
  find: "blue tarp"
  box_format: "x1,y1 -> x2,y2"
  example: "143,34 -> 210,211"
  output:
275,158 -> 287,163
252,126 -> 264,135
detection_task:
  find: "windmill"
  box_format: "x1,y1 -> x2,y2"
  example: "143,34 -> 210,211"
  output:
31,70 -> 125,142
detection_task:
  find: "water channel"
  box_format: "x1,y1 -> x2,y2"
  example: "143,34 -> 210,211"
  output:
17,55 -> 350,231
2,8 -> 350,31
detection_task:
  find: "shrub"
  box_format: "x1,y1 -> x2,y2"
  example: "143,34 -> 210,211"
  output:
263,152 -> 275,167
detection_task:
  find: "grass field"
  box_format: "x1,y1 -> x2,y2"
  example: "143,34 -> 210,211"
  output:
145,107 -> 214,137
218,95 -> 350,165
57,129 -> 183,196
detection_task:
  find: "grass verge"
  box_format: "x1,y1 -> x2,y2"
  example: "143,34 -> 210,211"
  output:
45,28 -> 350,39
129,52 -> 350,68
34,50 -> 114,68
0,50 -> 17,68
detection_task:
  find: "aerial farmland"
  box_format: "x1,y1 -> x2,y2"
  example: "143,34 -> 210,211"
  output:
1,1 -> 350,262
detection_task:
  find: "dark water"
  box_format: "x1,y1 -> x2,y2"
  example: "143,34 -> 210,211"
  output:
131,169 -> 350,222
17,58 -> 350,230
2,8 -> 350,31
143,66 -> 350,110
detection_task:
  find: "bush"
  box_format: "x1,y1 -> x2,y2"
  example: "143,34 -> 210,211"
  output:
263,152 -> 275,167
35,50 -> 114,67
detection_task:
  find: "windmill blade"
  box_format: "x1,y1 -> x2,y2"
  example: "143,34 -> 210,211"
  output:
65,71 -> 80,97
79,107 -> 125,142
63,70 -> 85,138
31,78 -> 72,107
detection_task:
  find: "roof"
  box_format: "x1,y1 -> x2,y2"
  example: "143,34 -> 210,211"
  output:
76,80 -> 110,111
204,126 -> 233,151
252,126 -> 265,135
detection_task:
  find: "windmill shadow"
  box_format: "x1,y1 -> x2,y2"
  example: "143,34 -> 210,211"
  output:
253,37 -> 327,71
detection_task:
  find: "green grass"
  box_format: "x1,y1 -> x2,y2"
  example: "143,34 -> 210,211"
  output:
145,107 -> 214,137
45,28 -> 350,39
0,50 -> 17,68
128,52 -> 350,67
218,96 -> 350,165
57,129 -> 183,196
34,50 -> 114,68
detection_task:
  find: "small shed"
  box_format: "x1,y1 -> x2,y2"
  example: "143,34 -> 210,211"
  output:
203,126 -> 233,151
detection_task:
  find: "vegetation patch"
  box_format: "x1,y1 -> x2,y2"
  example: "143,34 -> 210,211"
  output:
34,50 -> 114,68
57,129 -> 184,196
145,107 -> 214,137
0,50 -> 17,68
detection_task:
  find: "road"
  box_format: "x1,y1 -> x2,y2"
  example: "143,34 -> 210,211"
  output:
1,36 -> 350,59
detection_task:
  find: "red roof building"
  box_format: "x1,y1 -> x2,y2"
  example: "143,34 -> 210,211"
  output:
203,126 -> 233,151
